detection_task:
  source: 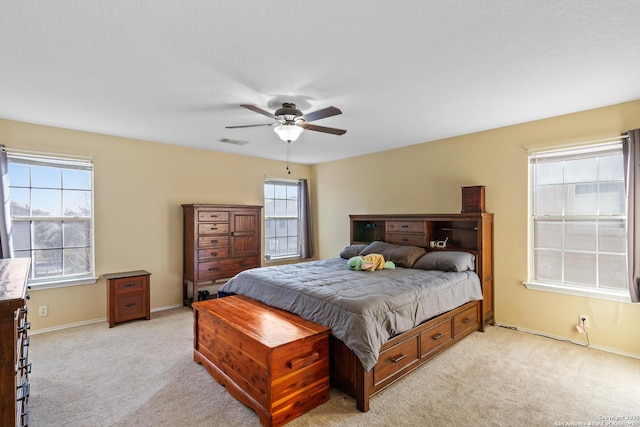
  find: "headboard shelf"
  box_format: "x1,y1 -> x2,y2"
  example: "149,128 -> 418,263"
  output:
350,213 -> 494,327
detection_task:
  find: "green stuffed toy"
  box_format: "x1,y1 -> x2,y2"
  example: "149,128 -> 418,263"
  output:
348,254 -> 395,271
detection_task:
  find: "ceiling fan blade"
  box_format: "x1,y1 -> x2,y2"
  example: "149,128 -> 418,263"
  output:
240,104 -> 275,119
301,123 -> 347,135
303,106 -> 342,122
225,123 -> 273,129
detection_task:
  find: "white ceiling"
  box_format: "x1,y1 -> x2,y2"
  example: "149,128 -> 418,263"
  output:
2,1 -> 640,165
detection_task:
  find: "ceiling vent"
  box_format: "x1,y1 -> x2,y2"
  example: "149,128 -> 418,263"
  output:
217,137 -> 250,146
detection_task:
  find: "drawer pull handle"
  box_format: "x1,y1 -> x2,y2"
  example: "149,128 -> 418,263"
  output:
432,333 -> 444,341
211,252 -> 218,256
391,354 -> 406,363
211,240 -> 218,244
462,317 -> 472,324
401,225 -> 409,228
124,303 -> 136,308
210,227 -> 218,231
401,238 -> 408,242
288,352 -> 320,370
208,267 -> 220,271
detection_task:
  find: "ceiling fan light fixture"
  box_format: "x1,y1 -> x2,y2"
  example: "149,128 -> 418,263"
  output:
274,123 -> 304,142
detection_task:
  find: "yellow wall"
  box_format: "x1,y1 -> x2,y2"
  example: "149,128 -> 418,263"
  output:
0,119 -> 311,330
313,99 -> 640,357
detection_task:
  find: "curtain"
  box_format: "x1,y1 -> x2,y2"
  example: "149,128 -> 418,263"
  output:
0,145 -> 14,258
299,179 -> 313,259
623,129 -> 640,303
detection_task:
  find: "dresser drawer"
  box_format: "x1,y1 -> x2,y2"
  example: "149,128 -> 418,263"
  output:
198,236 -> 229,248
197,247 -> 230,261
387,221 -> 425,233
387,232 -> 428,247
198,210 -> 230,222
113,276 -> 147,294
198,223 -> 229,235
454,304 -> 479,337
373,335 -> 419,385
420,318 -> 452,358
197,257 -> 259,281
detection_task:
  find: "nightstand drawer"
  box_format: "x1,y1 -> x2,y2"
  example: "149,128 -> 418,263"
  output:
115,292 -> 147,321
113,276 -> 147,293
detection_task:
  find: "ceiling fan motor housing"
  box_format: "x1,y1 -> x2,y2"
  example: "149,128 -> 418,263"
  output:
275,103 -> 304,123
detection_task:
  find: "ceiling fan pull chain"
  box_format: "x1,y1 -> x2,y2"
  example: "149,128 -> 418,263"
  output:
286,141 -> 291,174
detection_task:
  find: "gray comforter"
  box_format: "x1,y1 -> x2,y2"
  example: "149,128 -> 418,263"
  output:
219,257 -> 482,371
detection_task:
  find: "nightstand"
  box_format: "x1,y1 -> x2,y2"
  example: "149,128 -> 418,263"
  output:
104,270 -> 151,328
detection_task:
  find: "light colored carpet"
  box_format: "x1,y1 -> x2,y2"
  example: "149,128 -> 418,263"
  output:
28,307 -> 640,426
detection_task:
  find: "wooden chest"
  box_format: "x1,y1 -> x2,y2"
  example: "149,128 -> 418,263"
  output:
193,295 -> 330,427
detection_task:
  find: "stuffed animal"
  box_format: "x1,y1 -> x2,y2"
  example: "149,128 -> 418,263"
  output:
348,254 -> 395,271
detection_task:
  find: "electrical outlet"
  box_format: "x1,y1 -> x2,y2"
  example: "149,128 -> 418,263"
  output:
579,314 -> 589,328
38,305 -> 48,317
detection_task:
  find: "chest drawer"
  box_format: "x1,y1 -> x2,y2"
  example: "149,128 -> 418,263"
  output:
197,257 -> 259,281
373,335 -> 419,385
198,210 -> 230,222
454,304 -> 479,337
197,247 -> 229,261
198,223 -> 229,235
198,236 -> 229,248
420,318 -> 453,358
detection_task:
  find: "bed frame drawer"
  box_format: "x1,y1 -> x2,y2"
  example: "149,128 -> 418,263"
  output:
454,304 -> 479,337
373,335 -> 419,385
420,318 -> 453,358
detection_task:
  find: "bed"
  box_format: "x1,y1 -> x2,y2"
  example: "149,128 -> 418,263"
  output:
216,212 -> 494,412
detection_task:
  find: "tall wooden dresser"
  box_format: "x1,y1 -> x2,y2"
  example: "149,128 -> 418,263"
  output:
0,258 -> 31,427
182,204 -> 262,305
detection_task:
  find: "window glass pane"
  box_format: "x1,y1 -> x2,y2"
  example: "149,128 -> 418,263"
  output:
33,248 -> 62,278
286,185 -> 298,200
287,237 -> 298,254
8,163 -> 30,187
63,169 -> 91,190
276,237 -> 287,256
274,200 -> 287,217
566,183 -> 597,215
534,184 -> 562,215
63,189 -> 92,217
276,219 -> 288,237
31,166 -> 61,189
534,249 -> 562,282
286,200 -> 298,217
10,188 -> 30,216
264,219 -> 275,238
534,220 -> 562,249
33,221 -> 62,249
264,198 -> 275,217
564,157 -> 597,183
264,183 -> 274,199
598,155 -> 624,181
598,182 -> 625,215
32,189 -> 62,216
63,221 -> 90,247
598,254 -> 627,290
287,219 -> 298,236
535,161 -> 563,185
63,247 -> 90,275
564,252 -> 596,286
274,185 -> 287,199
13,222 -> 31,251
565,221 -> 596,251
598,220 -> 626,253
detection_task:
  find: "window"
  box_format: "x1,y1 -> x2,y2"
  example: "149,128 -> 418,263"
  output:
264,179 -> 301,260
527,142 -> 628,301
8,153 -> 96,288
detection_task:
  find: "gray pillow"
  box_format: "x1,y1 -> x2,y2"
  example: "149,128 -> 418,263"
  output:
360,241 -> 426,268
412,251 -> 476,272
340,244 -> 369,259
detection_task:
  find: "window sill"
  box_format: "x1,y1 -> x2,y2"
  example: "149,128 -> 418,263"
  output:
523,281 -> 631,303
28,276 -> 99,290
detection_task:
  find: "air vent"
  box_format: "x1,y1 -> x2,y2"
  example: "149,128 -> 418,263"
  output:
218,138 -> 250,146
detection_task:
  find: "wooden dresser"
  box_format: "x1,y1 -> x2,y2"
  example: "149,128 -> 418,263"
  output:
0,258 -> 31,427
193,295 -> 330,427
182,204 -> 262,305
104,270 -> 151,328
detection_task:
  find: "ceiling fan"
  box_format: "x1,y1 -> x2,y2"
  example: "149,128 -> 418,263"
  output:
225,102 -> 347,143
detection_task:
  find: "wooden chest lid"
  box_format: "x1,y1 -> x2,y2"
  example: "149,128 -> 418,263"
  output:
193,295 -> 329,349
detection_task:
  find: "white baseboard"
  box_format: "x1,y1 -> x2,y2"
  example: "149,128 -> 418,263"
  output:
30,303 -> 185,335
495,322 -> 640,360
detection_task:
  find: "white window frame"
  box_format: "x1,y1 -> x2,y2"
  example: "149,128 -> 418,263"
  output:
524,141 -> 631,303
7,152 -> 97,289
264,178 -> 301,261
